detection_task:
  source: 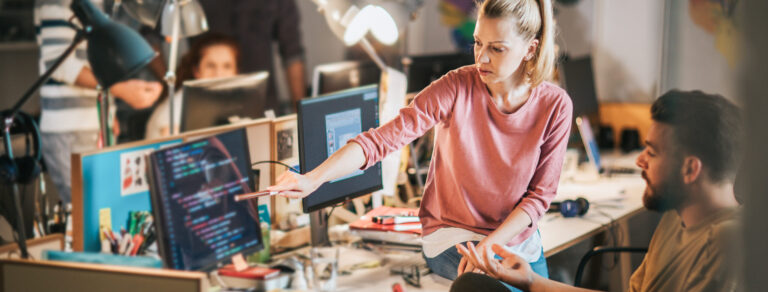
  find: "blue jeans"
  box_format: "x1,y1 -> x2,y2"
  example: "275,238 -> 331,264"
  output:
425,241 -> 548,292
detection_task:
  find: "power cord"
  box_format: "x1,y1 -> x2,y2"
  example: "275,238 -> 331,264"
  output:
590,207 -> 623,271
251,160 -> 299,173
325,202 -> 346,222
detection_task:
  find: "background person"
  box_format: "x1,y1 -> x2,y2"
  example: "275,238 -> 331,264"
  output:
34,0 -> 162,204
144,33 -> 240,139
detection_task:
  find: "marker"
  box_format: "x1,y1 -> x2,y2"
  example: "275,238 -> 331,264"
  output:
234,191 -> 278,202
372,215 -> 420,225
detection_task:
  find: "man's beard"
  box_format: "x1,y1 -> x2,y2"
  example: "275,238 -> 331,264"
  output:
642,170 -> 687,212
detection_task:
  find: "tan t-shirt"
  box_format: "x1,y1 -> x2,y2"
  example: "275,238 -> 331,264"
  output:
629,208 -> 740,292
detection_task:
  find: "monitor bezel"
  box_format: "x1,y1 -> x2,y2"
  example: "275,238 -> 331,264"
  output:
297,85 -> 383,213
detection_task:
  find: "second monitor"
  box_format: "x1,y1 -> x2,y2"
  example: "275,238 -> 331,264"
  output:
181,72 -> 272,132
311,61 -> 381,97
403,52 -> 475,93
298,85 -> 383,213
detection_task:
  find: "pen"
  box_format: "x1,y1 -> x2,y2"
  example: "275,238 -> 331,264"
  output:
130,233 -> 144,256
372,215 -> 420,224
234,191 -> 278,202
137,225 -> 156,255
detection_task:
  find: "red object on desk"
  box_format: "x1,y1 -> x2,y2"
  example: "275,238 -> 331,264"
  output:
350,206 -> 422,234
392,282 -> 404,292
218,264 -> 280,280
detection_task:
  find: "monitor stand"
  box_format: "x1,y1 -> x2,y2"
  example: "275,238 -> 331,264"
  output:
309,209 -> 331,247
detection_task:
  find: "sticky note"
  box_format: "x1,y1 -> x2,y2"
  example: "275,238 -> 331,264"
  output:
99,208 -> 112,241
232,253 -> 248,272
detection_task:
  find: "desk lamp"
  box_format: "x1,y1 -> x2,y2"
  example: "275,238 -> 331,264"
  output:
117,0 -> 208,135
160,0 -> 208,135
1,0 -> 156,258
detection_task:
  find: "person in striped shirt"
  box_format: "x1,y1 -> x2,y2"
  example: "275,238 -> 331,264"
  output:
34,0 -> 162,204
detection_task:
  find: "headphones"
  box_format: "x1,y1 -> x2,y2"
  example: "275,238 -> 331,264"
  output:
549,197 -> 590,218
0,110 -> 42,184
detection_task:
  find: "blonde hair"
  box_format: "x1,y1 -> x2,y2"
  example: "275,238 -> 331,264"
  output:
477,0 -> 555,87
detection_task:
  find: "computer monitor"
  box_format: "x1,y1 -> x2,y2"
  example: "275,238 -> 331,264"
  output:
311,61 -> 381,97
181,72 -> 271,132
560,56 -> 600,119
147,128 -> 263,271
298,85 -> 383,213
403,52 -> 475,93
576,115 -> 638,175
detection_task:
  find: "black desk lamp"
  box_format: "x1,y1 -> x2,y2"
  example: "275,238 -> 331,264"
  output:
1,0 -> 156,258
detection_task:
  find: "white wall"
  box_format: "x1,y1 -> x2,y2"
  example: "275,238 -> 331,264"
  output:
594,0 -> 665,103
661,0 -> 739,103
296,0 -> 347,78
555,0 -> 664,103
404,0 -> 456,55
554,0 -> 594,58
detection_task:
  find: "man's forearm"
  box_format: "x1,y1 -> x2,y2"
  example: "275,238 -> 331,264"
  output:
286,60 -> 306,107
74,66 -> 99,89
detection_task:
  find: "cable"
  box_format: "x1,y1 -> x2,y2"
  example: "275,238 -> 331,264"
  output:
327,205 -> 337,222
591,207 -> 622,271
252,160 -> 299,173
250,161 -> 347,222
325,202 -> 346,222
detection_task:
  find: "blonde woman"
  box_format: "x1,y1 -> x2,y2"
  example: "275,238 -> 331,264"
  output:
269,0 -> 570,286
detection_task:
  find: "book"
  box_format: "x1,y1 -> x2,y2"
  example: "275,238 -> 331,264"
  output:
349,206 -> 422,235
372,215 -> 420,224
350,229 -> 423,247
218,264 -> 280,280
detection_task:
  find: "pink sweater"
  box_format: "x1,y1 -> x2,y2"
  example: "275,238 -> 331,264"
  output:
352,66 -> 573,246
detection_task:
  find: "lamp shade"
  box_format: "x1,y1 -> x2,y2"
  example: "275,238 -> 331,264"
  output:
71,0 -> 156,88
368,5 -> 398,45
319,0 -> 401,46
122,0 -> 166,28
160,0 -> 208,37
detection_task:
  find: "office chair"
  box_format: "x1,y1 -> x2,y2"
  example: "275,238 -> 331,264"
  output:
574,246 -> 648,288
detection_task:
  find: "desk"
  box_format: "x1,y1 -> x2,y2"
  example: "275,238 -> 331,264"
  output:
541,175 -> 645,257
318,172 -> 647,291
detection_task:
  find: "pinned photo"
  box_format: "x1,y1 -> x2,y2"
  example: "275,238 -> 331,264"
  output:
277,129 -> 294,161
120,148 -> 154,196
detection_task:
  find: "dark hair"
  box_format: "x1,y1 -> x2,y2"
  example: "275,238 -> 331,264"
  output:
651,90 -> 744,182
175,32 -> 240,89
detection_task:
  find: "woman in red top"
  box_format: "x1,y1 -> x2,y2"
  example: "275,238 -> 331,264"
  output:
269,0 -> 571,285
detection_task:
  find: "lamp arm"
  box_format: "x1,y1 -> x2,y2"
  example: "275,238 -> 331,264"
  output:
358,37 -> 387,71
166,0 -> 181,135
9,30 -> 87,119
